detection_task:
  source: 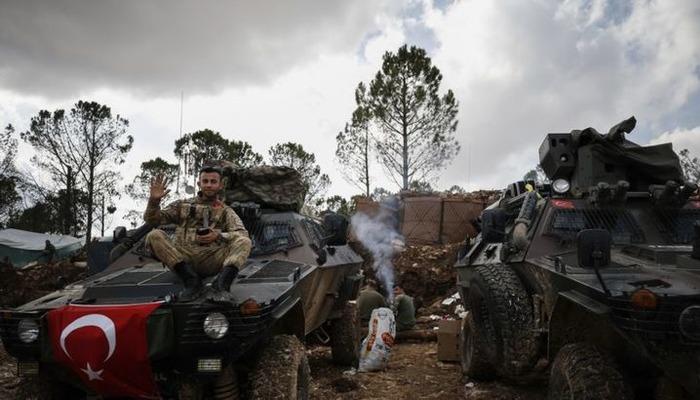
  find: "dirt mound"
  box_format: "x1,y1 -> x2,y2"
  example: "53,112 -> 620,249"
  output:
352,241 -> 462,313
393,243 -> 461,308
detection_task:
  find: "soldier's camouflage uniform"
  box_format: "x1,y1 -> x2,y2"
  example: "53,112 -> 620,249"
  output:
144,196 -> 252,276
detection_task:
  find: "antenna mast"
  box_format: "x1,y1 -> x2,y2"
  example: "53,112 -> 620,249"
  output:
176,91 -> 184,194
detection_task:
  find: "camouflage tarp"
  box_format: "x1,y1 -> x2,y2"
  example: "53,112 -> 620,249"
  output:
220,164 -> 307,212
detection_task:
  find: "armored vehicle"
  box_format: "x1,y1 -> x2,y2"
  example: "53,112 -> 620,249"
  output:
456,117 -> 700,399
0,165 -> 363,399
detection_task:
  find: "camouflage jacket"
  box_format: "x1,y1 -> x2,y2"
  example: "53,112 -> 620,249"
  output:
144,196 -> 249,247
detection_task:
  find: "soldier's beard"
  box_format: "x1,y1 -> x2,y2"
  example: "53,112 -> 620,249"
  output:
200,190 -> 219,200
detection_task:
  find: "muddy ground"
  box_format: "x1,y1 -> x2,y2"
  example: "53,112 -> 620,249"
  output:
0,339 -> 547,399
309,342 -> 547,400
0,244 -> 550,399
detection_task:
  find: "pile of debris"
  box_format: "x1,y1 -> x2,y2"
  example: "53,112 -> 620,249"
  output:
0,260 -> 86,308
393,243 -> 462,310
352,240 -> 463,316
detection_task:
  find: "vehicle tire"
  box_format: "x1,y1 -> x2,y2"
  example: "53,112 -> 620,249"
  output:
468,263 -> 539,380
250,335 -> 311,400
329,302 -> 360,366
460,314 -> 495,381
548,343 -> 632,400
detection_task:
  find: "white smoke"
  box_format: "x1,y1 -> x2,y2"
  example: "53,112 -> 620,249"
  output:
351,206 -> 404,303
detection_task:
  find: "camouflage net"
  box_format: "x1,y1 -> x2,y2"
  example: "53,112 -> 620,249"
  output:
220,164 -> 307,212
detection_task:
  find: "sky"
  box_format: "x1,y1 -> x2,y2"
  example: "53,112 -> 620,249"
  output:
1,0 -> 699,230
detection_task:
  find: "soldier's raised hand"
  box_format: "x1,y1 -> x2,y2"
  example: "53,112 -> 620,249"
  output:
149,174 -> 171,201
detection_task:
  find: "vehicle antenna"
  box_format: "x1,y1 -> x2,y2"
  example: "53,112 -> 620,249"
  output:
176,91 -> 184,194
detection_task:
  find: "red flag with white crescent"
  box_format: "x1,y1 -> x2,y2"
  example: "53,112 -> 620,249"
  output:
46,302 -> 163,399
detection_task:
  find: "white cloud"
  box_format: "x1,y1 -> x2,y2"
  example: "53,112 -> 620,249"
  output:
3,0 -> 700,232
650,126 -> 700,158
422,0 -> 700,191
0,0 -> 393,97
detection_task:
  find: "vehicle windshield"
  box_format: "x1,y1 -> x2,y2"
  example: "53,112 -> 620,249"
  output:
544,202 -> 700,245
247,220 -> 303,256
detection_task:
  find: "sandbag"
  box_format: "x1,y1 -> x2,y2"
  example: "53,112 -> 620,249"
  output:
358,307 -> 396,372
219,164 -> 307,212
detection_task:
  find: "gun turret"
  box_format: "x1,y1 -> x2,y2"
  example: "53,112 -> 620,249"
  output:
538,116 -> 683,195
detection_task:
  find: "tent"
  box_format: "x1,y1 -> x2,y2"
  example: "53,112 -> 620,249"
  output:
0,229 -> 82,268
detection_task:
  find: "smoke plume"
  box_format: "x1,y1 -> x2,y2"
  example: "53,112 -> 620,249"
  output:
351,205 -> 403,302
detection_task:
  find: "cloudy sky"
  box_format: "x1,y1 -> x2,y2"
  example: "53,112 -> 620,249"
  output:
1,0 -> 699,227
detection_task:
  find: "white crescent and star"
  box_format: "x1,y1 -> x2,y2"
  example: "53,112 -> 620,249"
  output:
59,314 -> 116,381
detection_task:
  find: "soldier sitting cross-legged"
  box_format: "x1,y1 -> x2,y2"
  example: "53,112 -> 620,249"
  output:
144,166 -> 252,301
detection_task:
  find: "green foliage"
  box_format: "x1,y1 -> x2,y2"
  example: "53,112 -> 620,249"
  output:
408,180 -> 434,193
124,157 -> 179,229
365,45 -> 460,189
320,195 -> 351,216
174,129 -> 262,187
268,142 -> 330,211
371,187 -> 394,201
21,101 -> 132,242
679,149 -> 700,184
8,189 -> 88,234
125,157 -> 179,201
336,82 -> 373,197
446,185 -> 466,195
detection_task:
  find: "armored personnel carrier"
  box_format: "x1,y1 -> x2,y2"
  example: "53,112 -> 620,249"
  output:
456,117 -> 700,399
0,165 -> 363,399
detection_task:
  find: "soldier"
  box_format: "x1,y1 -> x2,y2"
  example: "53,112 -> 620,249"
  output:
144,166 -> 252,300
392,284 -> 416,332
357,279 -> 387,324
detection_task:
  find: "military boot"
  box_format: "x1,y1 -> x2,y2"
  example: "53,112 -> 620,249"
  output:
212,266 -> 239,292
173,262 -> 202,301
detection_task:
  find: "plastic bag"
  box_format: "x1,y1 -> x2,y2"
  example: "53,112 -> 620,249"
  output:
358,307 -> 396,372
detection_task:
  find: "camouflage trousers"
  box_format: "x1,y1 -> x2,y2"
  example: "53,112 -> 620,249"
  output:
145,229 -> 249,277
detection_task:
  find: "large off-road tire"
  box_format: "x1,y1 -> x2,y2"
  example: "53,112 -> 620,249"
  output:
329,302 -> 360,366
548,343 -> 632,400
177,364 -> 239,400
250,335 -> 311,400
460,313 -> 495,381
468,264 -> 539,380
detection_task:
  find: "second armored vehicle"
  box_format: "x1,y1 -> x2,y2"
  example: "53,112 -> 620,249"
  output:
456,117 -> 700,399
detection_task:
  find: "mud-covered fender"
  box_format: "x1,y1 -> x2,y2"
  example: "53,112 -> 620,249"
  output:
271,297 -> 305,339
456,242 -> 507,298
548,290 -> 617,361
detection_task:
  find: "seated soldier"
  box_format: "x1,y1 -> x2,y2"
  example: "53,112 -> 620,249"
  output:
144,166 -> 252,300
357,279 -> 387,324
392,284 -> 416,332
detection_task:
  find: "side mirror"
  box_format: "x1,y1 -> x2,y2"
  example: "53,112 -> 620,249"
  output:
481,209 -> 507,243
577,229 -> 611,268
113,226 -> 127,243
692,222 -> 700,260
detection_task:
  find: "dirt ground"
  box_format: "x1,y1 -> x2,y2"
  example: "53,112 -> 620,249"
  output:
309,342 -> 547,400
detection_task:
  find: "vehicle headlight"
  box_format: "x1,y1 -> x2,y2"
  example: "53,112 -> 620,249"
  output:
679,306 -> 700,341
552,178 -> 570,194
203,312 -> 229,339
17,319 -> 39,344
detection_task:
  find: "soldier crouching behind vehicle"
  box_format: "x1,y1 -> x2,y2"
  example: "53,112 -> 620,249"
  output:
143,166 -> 252,301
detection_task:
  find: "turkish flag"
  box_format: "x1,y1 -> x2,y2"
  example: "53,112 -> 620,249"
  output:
46,302 -> 163,399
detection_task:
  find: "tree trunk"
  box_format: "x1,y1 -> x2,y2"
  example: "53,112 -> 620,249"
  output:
364,128 -> 370,197
85,126 -> 96,246
64,168 -> 72,235
401,74 -> 409,190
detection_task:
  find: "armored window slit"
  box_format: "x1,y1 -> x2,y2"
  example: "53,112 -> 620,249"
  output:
652,208 -> 700,244
545,208 -> 645,244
